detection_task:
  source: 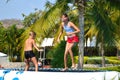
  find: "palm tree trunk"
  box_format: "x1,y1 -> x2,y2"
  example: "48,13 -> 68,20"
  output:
101,38 -> 105,67
98,43 -> 101,56
77,0 -> 85,69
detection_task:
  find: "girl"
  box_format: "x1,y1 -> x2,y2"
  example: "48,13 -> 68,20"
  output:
58,13 -> 80,71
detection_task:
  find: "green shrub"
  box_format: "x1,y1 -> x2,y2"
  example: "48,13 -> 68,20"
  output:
74,56 -> 78,64
84,66 -> 120,72
99,66 -> 120,72
75,56 -> 108,64
75,56 -> 120,64
84,56 -> 89,64
87,57 -> 102,64
106,57 -> 120,64
106,57 -> 118,60
107,60 -> 120,64
74,56 -> 89,64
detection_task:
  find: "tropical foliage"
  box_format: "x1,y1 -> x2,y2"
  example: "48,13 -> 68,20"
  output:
85,0 -> 120,66
17,0 -> 120,67
19,0 -> 75,61
0,24 -> 24,61
22,9 -> 42,27
4,0 -> 120,68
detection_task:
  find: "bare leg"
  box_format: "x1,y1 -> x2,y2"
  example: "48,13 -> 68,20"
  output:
68,43 -> 75,68
31,57 -> 38,72
63,42 -> 71,70
64,50 -> 69,69
25,59 -> 30,71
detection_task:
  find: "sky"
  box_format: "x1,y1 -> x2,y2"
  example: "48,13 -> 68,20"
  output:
0,0 -> 56,20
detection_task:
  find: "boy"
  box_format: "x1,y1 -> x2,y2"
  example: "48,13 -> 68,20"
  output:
24,31 -> 40,71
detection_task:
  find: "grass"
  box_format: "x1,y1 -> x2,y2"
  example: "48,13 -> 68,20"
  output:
74,56 -> 120,64
84,66 -> 120,72
74,56 -> 120,72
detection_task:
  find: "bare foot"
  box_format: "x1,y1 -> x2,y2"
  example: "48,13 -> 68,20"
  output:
71,65 -> 76,69
61,67 -> 68,71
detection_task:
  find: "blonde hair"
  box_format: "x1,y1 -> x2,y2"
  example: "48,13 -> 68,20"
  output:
29,31 -> 36,36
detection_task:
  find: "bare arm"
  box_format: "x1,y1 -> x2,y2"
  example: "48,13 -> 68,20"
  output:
32,40 -> 39,51
69,21 -> 80,34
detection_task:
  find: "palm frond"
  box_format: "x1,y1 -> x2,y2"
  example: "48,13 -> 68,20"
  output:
90,3 -> 118,46
19,0 -> 68,61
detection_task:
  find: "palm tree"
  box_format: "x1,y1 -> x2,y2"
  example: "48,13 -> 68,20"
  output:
18,0 -> 88,69
7,0 -> 119,68
22,10 -> 42,27
18,1 -> 85,69
86,0 -> 120,67
2,25 -> 24,61
73,0 -> 85,69
19,0 -> 70,61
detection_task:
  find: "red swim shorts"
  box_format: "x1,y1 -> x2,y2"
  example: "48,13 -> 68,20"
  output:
67,36 -> 79,43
